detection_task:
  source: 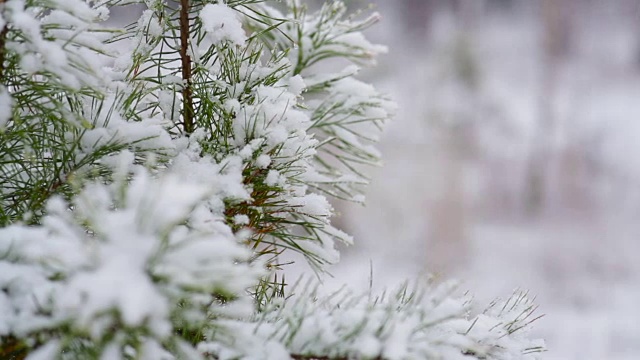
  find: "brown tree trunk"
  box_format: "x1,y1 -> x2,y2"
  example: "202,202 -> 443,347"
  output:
524,0 -> 575,216
399,0 -> 438,39
426,130 -> 469,276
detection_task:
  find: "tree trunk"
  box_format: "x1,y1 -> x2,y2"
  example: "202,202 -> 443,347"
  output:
524,0 -> 575,216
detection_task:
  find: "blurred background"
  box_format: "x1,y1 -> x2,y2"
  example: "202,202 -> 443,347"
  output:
318,1 -> 640,359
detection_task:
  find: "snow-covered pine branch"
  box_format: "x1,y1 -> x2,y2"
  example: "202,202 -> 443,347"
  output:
205,280 -> 544,360
0,0 -> 544,358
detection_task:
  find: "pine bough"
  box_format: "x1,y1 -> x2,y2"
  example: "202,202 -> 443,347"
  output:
0,0 -> 545,358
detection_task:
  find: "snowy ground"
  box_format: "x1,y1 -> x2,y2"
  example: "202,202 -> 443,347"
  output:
325,219 -> 640,360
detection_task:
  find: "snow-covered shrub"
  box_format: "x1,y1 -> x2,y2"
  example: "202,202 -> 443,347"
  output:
0,0 -> 544,358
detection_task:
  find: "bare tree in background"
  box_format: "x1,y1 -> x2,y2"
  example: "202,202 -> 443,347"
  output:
424,0 -> 485,276
399,0 -> 438,39
524,0 -> 575,216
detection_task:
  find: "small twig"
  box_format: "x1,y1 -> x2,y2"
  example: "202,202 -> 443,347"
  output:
291,356 -> 382,360
0,0 -> 9,81
179,0 -> 194,134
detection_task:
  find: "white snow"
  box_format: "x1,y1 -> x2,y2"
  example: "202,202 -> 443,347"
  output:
200,3 -> 247,47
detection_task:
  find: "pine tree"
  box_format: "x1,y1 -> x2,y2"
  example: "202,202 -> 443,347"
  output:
0,0 -> 544,358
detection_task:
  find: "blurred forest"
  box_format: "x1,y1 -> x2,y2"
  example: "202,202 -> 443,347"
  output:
326,1 -> 640,359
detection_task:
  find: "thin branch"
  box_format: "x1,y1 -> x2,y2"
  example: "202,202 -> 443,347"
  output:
179,0 -> 194,134
0,0 -> 9,81
291,356 -> 381,360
